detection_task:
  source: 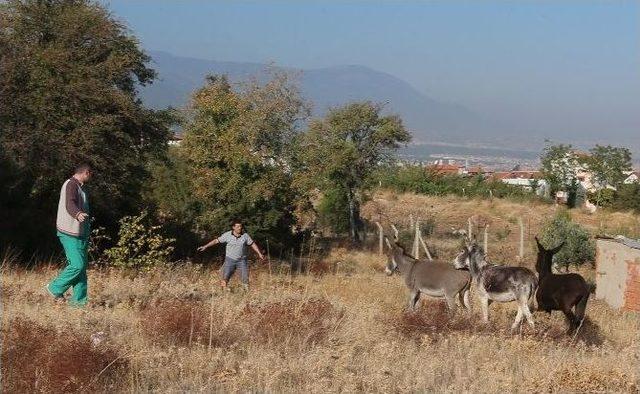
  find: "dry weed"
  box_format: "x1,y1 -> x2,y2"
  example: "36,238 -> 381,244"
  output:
242,298 -> 342,347
1,317 -> 126,393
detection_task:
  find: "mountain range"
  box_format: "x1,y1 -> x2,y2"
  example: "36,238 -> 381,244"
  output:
139,51 -> 533,149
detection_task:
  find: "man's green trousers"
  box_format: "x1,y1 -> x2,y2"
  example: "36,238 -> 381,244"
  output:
48,232 -> 88,306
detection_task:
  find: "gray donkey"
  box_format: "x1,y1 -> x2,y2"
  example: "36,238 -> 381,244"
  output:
454,242 -> 538,331
385,238 -> 471,311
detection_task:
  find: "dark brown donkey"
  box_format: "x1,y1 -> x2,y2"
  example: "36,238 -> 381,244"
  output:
534,237 -> 590,333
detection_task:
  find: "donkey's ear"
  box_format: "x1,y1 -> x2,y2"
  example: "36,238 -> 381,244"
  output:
462,235 -> 472,249
390,224 -> 399,241
551,241 -> 565,254
534,236 -> 544,251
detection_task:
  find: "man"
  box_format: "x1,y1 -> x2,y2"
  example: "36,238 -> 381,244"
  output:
46,163 -> 92,306
197,220 -> 265,291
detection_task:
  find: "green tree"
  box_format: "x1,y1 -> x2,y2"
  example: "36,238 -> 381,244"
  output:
586,145 -> 632,206
539,210 -> 595,271
178,72 -> 310,249
0,0 -> 171,254
540,143 -> 578,196
300,102 -> 411,243
145,147 -> 202,257
611,183 -> 640,214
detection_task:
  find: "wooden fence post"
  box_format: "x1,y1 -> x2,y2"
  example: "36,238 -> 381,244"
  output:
412,218 -> 421,258
419,236 -> 433,261
518,217 -> 524,260
375,222 -> 384,255
483,225 -> 489,255
390,224 -> 399,240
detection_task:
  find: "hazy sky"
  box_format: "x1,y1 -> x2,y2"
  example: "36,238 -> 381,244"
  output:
106,1 -> 640,142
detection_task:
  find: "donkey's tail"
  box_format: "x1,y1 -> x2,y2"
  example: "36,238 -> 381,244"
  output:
527,280 -> 538,311
575,291 -> 590,324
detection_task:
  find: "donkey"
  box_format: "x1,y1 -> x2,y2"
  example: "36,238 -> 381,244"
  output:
534,237 -> 590,333
385,238 -> 471,311
454,242 -> 537,331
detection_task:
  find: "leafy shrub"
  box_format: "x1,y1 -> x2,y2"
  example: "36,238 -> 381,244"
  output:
317,186 -> 350,234
88,226 -> 112,266
495,225 -> 512,241
539,210 -> 595,270
104,211 -> 175,270
588,188 -> 615,208
611,183 -> 640,213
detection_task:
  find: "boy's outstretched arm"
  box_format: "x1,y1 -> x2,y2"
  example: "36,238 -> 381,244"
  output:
197,238 -> 220,252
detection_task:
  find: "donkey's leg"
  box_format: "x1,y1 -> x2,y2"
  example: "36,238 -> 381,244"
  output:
561,305 -> 577,334
521,298 -> 535,328
511,305 -> 524,331
457,289 -> 465,308
445,294 -> 457,312
408,290 -> 421,311
460,289 -> 471,311
480,295 -> 490,323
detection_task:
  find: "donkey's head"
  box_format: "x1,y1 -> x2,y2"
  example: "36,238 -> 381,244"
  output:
453,236 -> 485,270
535,236 -> 564,274
456,238 -> 488,276
384,237 -> 400,276
453,246 -> 470,269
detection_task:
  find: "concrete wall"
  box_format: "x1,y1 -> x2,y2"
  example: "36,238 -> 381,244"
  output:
595,239 -> 640,311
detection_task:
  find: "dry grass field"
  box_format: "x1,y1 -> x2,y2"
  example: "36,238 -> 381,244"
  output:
2,193 -> 639,392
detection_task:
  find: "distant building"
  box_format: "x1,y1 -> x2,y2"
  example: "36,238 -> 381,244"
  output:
624,171 -> 640,184
463,166 -> 485,177
426,159 -> 463,175
168,134 -> 183,146
491,170 -> 549,197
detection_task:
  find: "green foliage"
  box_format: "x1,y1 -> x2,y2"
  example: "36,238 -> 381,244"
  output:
145,148 -> 202,257
299,102 -> 411,242
611,183 -> 640,213
588,188 -> 615,208
88,226 -> 111,266
104,211 -> 175,270
494,225 -> 512,241
369,166 -> 536,201
0,0 -> 171,255
587,145 -> 632,189
179,72 -> 309,250
539,211 -> 595,270
540,143 -> 579,196
317,187 -> 350,234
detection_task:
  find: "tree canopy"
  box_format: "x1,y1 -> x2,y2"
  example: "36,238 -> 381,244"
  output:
0,0 -> 171,253
172,72 -> 310,249
299,102 -> 411,242
587,145 -> 632,190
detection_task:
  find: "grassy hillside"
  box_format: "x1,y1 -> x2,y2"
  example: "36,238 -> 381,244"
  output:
2,193 -> 639,392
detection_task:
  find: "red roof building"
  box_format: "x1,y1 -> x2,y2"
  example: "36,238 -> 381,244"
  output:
427,163 -> 463,175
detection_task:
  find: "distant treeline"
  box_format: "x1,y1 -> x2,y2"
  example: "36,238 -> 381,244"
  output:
368,166 -> 538,201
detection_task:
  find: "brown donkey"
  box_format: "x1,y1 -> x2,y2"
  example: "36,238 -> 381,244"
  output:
534,237 -> 590,334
